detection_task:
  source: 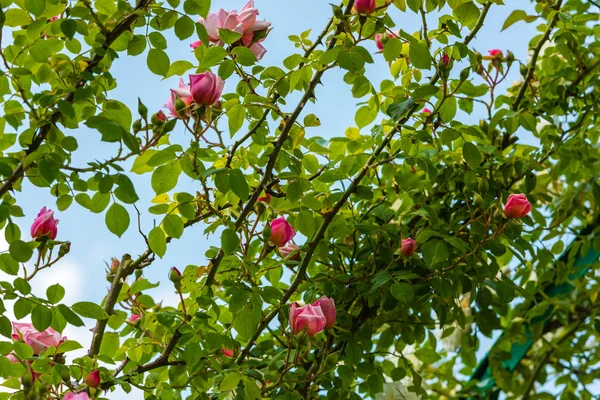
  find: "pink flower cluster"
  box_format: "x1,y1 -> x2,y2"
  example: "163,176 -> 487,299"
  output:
289,296 -> 336,336
199,0 -> 271,60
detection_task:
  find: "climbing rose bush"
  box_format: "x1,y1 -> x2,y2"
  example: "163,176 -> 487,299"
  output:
0,0 -> 599,399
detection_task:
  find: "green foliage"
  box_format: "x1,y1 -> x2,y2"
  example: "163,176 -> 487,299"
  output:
0,0 -> 599,399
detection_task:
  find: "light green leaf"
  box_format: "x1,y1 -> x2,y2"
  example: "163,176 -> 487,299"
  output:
72,302 -> 109,320
105,203 -> 130,237
147,49 -> 170,77
149,227 -> 167,258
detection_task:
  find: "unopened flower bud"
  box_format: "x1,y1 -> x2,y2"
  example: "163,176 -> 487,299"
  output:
58,241 -> 71,257
132,119 -> 142,133
169,267 -> 182,286
86,369 -> 100,388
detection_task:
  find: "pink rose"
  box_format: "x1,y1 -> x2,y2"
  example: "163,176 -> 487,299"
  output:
289,303 -> 326,336
269,217 -> 295,247
401,238 -> 416,257
279,243 -> 300,261
221,348 -> 234,357
86,369 -> 100,388
189,72 -> 225,106
422,108 -> 432,114
30,207 -> 59,240
198,0 -> 271,59
64,393 -> 91,400
488,49 -> 503,57
164,78 -> 193,118
504,194 -> 531,219
49,15 -> 59,22
355,0 -> 376,14
190,40 -> 202,49
12,322 -> 64,355
312,296 -> 336,329
130,314 -> 141,323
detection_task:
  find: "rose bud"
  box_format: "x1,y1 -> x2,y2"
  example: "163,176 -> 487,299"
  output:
156,110 -> 167,122
269,217 -> 296,247
190,40 -> 202,49
354,0 -> 376,14
401,238 -> 416,257
58,241 -> 71,257
110,258 -> 119,273
169,267 -> 182,284
130,314 -> 141,323
289,303 -> 326,336
504,193 -> 531,219
441,53 -> 450,66
30,207 -> 59,240
189,72 -> 225,106
221,348 -> 234,357
312,296 -> 336,329
85,369 -> 100,388
422,108 -> 432,115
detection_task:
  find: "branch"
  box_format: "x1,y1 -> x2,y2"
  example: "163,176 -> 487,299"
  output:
0,0 -> 154,199
234,0 -> 495,365
512,0 -> 563,111
202,0 -> 356,289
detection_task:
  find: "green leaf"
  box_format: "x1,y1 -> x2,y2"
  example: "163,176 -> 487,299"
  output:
31,306 -> 52,333
166,60 -> 194,78
46,284 -> 65,304
221,229 -> 239,255
408,40 -> 432,70
0,316 -> 12,338
9,240 -> 33,262
25,0 -> 45,16
220,372 -> 241,391
105,203 -> 130,237
201,46 -> 227,68
391,283 -> 414,303
229,169 -> 249,200
3,9 -> 32,27
72,302 -> 109,320
163,214 -> 184,239
422,239 -> 449,269
153,162 -> 181,196
147,49 -> 170,77
175,16 -> 195,39
462,142 -> 482,169
218,28 -> 242,45
56,340 -> 82,353
57,304 -> 84,327
355,106 -> 377,129
453,1 -> 480,27
60,19 -> 77,39
234,306 -> 258,341
149,227 -> 167,258
228,105 -> 245,135
99,332 -> 119,357
387,97 -> 415,120
502,9 -> 528,31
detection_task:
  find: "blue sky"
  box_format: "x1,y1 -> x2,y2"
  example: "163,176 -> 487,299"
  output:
2,0 -> 569,398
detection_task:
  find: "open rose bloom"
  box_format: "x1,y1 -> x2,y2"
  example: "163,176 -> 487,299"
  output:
198,0 -> 271,60
12,322 -> 64,355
